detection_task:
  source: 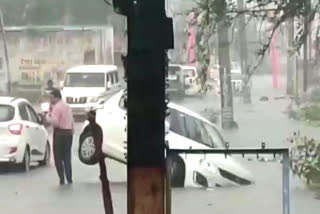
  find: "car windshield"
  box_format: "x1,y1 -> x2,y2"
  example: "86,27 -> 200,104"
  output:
183,69 -> 196,77
203,122 -> 225,148
64,73 -> 105,87
0,105 -> 15,122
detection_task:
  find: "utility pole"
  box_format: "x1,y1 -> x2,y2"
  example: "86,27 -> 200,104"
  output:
237,0 -> 251,104
286,14 -> 295,95
0,8 -> 11,94
112,1 -> 173,214
217,0 -> 235,129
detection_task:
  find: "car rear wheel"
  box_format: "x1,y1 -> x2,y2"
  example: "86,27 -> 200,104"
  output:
21,148 -> 30,173
167,154 -> 185,187
39,142 -> 50,166
79,131 -> 99,165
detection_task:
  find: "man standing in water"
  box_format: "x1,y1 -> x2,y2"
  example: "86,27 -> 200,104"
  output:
46,89 -> 74,185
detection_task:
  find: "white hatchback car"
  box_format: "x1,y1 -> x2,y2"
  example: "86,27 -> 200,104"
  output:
0,97 -> 50,172
79,90 -> 254,187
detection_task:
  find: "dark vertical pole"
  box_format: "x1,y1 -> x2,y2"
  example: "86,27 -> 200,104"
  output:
127,51 -> 166,214
124,1 -> 174,214
282,151 -> 290,214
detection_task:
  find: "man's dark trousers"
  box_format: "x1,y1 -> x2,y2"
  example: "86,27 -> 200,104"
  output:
53,129 -> 73,184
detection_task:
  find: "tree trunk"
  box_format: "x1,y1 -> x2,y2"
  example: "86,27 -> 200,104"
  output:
286,17 -> 295,95
237,0 -> 251,104
303,0 -> 310,92
217,20 -> 235,129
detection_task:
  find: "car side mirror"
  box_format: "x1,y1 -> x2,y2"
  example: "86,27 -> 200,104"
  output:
37,113 -> 44,125
95,99 -> 105,110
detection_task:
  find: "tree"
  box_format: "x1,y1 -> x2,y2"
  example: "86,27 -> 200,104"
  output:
0,0 -> 112,25
194,0 -> 237,129
0,0 -> 30,25
237,0 -> 251,103
192,0 -> 319,95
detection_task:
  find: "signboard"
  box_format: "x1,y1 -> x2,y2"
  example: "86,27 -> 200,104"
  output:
4,26 -> 115,86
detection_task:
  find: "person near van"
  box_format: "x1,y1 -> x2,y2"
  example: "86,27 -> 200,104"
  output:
46,89 -> 74,185
43,80 -> 58,113
81,110 -> 114,214
44,80 -> 57,95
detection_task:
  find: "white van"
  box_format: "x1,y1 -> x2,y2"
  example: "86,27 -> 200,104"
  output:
61,65 -> 121,116
168,64 -> 200,96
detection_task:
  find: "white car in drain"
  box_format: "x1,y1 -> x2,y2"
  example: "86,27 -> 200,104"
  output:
78,90 -> 254,187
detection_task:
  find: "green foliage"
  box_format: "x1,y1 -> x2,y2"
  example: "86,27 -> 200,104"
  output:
26,0 -> 65,25
194,0 -> 235,80
289,135 -> 320,184
303,105 -> 320,121
193,0 -> 319,82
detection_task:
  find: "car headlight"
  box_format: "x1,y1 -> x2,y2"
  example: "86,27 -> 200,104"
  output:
88,97 -> 99,103
193,171 -> 209,188
199,159 -> 218,174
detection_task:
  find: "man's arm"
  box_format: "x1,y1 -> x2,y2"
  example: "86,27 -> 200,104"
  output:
46,105 -> 60,128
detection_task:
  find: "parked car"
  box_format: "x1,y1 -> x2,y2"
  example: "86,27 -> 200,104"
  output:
208,62 -> 243,95
78,90 -> 254,188
167,64 -> 200,98
60,65 -> 121,116
181,65 -> 201,95
0,97 -> 51,172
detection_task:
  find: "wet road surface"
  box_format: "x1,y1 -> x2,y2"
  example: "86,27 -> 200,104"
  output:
1,75 -> 320,214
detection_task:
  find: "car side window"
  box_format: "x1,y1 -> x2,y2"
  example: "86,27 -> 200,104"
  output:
110,73 -> 114,85
168,109 -> 187,138
184,115 -> 213,148
115,72 -> 119,83
203,123 -> 225,148
26,105 -> 39,124
18,103 -> 29,121
106,73 -> 109,83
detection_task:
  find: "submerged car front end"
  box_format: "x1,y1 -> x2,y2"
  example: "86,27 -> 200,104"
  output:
183,154 -> 254,188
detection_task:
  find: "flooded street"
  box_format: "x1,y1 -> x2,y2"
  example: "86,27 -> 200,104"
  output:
1,75 -> 319,214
